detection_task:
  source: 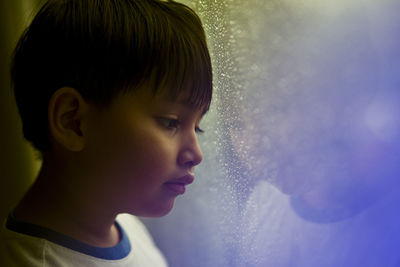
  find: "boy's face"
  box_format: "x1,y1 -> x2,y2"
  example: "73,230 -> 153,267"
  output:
81,86 -> 205,217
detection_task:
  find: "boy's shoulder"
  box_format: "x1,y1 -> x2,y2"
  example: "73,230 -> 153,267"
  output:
0,213 -> 168,267
116,213 -> 168,265
117,214 -> 168,265
0,217 -> 49,267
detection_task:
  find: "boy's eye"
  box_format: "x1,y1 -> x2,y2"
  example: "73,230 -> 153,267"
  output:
159,118 -> 180,130
158,117 -> 204,134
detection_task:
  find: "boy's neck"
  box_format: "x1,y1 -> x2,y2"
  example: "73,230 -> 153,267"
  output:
13,160 -> 121,248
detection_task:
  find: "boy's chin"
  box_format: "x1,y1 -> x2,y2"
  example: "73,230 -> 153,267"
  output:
129,200 -> 176,218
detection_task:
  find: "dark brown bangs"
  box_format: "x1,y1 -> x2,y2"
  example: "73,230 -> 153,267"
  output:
146,1 -> 213,112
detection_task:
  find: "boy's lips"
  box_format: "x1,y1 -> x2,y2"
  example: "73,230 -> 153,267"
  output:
164,174 -> 194,194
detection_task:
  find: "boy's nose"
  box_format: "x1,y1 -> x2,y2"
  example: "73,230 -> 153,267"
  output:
178,134 -> 203,169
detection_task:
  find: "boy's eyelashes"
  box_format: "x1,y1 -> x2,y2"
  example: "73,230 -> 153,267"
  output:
195,126 -> 204,134
157,117 -> 204,134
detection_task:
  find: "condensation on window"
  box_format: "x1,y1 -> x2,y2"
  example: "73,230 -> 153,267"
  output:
144,1 -> 400,266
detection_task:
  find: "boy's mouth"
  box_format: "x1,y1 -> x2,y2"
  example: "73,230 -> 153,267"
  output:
164,174 -> 194,194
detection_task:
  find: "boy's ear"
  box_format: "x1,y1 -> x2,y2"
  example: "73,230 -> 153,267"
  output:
48,87 -> 89,152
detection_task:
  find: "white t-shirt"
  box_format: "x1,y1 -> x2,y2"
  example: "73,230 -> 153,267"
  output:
0,213 -> 168,267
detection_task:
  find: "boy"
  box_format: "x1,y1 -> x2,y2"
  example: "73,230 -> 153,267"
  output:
0,0 -> 212,266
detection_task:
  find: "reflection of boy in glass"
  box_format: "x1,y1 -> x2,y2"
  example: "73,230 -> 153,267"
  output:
220,2 -> 400,266
226,2 -> 400,223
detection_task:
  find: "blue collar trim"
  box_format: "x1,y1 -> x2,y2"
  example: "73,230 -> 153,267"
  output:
6,212 -> 131,260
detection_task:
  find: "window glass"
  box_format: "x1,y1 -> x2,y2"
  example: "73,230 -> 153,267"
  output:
144,1 -> 400,266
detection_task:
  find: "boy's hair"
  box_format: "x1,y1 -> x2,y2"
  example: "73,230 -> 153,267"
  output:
12,0 -> 212,153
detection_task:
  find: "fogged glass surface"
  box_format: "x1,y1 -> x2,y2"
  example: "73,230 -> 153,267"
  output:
143,0 -> 400,266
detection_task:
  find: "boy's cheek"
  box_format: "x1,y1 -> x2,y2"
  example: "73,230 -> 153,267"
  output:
101,134 -> 172,178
